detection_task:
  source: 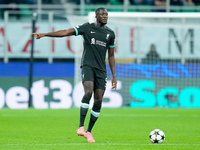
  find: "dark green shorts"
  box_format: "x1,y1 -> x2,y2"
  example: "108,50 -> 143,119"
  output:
81,65 -> 107,90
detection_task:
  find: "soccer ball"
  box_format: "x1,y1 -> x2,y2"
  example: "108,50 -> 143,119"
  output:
149,129 -> 165,143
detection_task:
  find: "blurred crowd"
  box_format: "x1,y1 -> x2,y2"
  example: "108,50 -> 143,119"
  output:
0,0 -> 34,19
0,0 -> 34,4
0,0 -> 200,19
73,0 -> 200,6
1,0 -> 200,6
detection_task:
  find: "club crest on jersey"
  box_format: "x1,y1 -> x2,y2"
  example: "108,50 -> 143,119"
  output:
91,38 -> 95,44
106,34 -> 110,39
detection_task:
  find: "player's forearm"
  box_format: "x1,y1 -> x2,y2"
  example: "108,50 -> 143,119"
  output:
44,30 -> 66,37
108,55 -> 116,78
44,29 -> 75,37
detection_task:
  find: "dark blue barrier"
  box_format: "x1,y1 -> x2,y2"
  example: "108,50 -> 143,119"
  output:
107,63 -> 200,78
1,62 -> 200,78
0,62 -> 74,77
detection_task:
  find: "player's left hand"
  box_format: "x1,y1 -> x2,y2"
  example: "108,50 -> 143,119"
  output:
111,76 -> 117,90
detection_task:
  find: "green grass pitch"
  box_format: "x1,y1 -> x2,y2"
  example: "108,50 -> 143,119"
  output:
0,108 -> 200,150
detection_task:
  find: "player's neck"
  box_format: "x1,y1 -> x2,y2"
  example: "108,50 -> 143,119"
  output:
95,22 -> 106,28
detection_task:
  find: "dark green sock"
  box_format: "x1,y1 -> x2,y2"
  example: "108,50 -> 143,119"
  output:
87,110 -> 99,132
79,96 -> 90,127
79,107 -> 88,127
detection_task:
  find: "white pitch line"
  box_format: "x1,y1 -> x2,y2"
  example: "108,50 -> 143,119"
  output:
102,114 -> 180,117
1,114 -> 199,118
102,114 -> 200,117
1,143 -> 200,146
0,114 -> 77,117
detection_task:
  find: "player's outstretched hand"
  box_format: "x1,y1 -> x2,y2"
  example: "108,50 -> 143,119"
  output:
111,76 -> 117,90
31,33 -> 45,39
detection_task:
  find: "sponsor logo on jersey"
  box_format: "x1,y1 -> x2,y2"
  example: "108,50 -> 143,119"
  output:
91,38 -> 106,47
91,31 -> 96,33
96,40 -> 106,47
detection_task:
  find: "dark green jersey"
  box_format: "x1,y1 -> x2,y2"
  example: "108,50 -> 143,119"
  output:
74,22 -> 115,72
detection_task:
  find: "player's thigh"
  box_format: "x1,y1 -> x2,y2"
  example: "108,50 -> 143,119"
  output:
83,81 -> 94,95
81,65 -> 94,82
81,66 -> 95,94
94,69 -> 107,90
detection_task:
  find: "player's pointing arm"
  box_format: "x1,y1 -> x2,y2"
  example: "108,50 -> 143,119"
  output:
32,28 -> 76,39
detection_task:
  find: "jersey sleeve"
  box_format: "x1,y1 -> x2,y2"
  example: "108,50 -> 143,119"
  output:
109,32 -> 115,48
73,22 -> 89,36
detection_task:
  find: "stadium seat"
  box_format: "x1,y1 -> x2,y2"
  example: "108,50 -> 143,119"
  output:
109,0 -> 123,5
19,4 -> 31,18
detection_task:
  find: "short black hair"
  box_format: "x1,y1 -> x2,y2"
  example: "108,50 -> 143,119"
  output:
95,7 -> 106,15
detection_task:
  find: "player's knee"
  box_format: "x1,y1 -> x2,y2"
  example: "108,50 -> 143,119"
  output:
94,98 -> 102,106
84,91 -> 93,98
